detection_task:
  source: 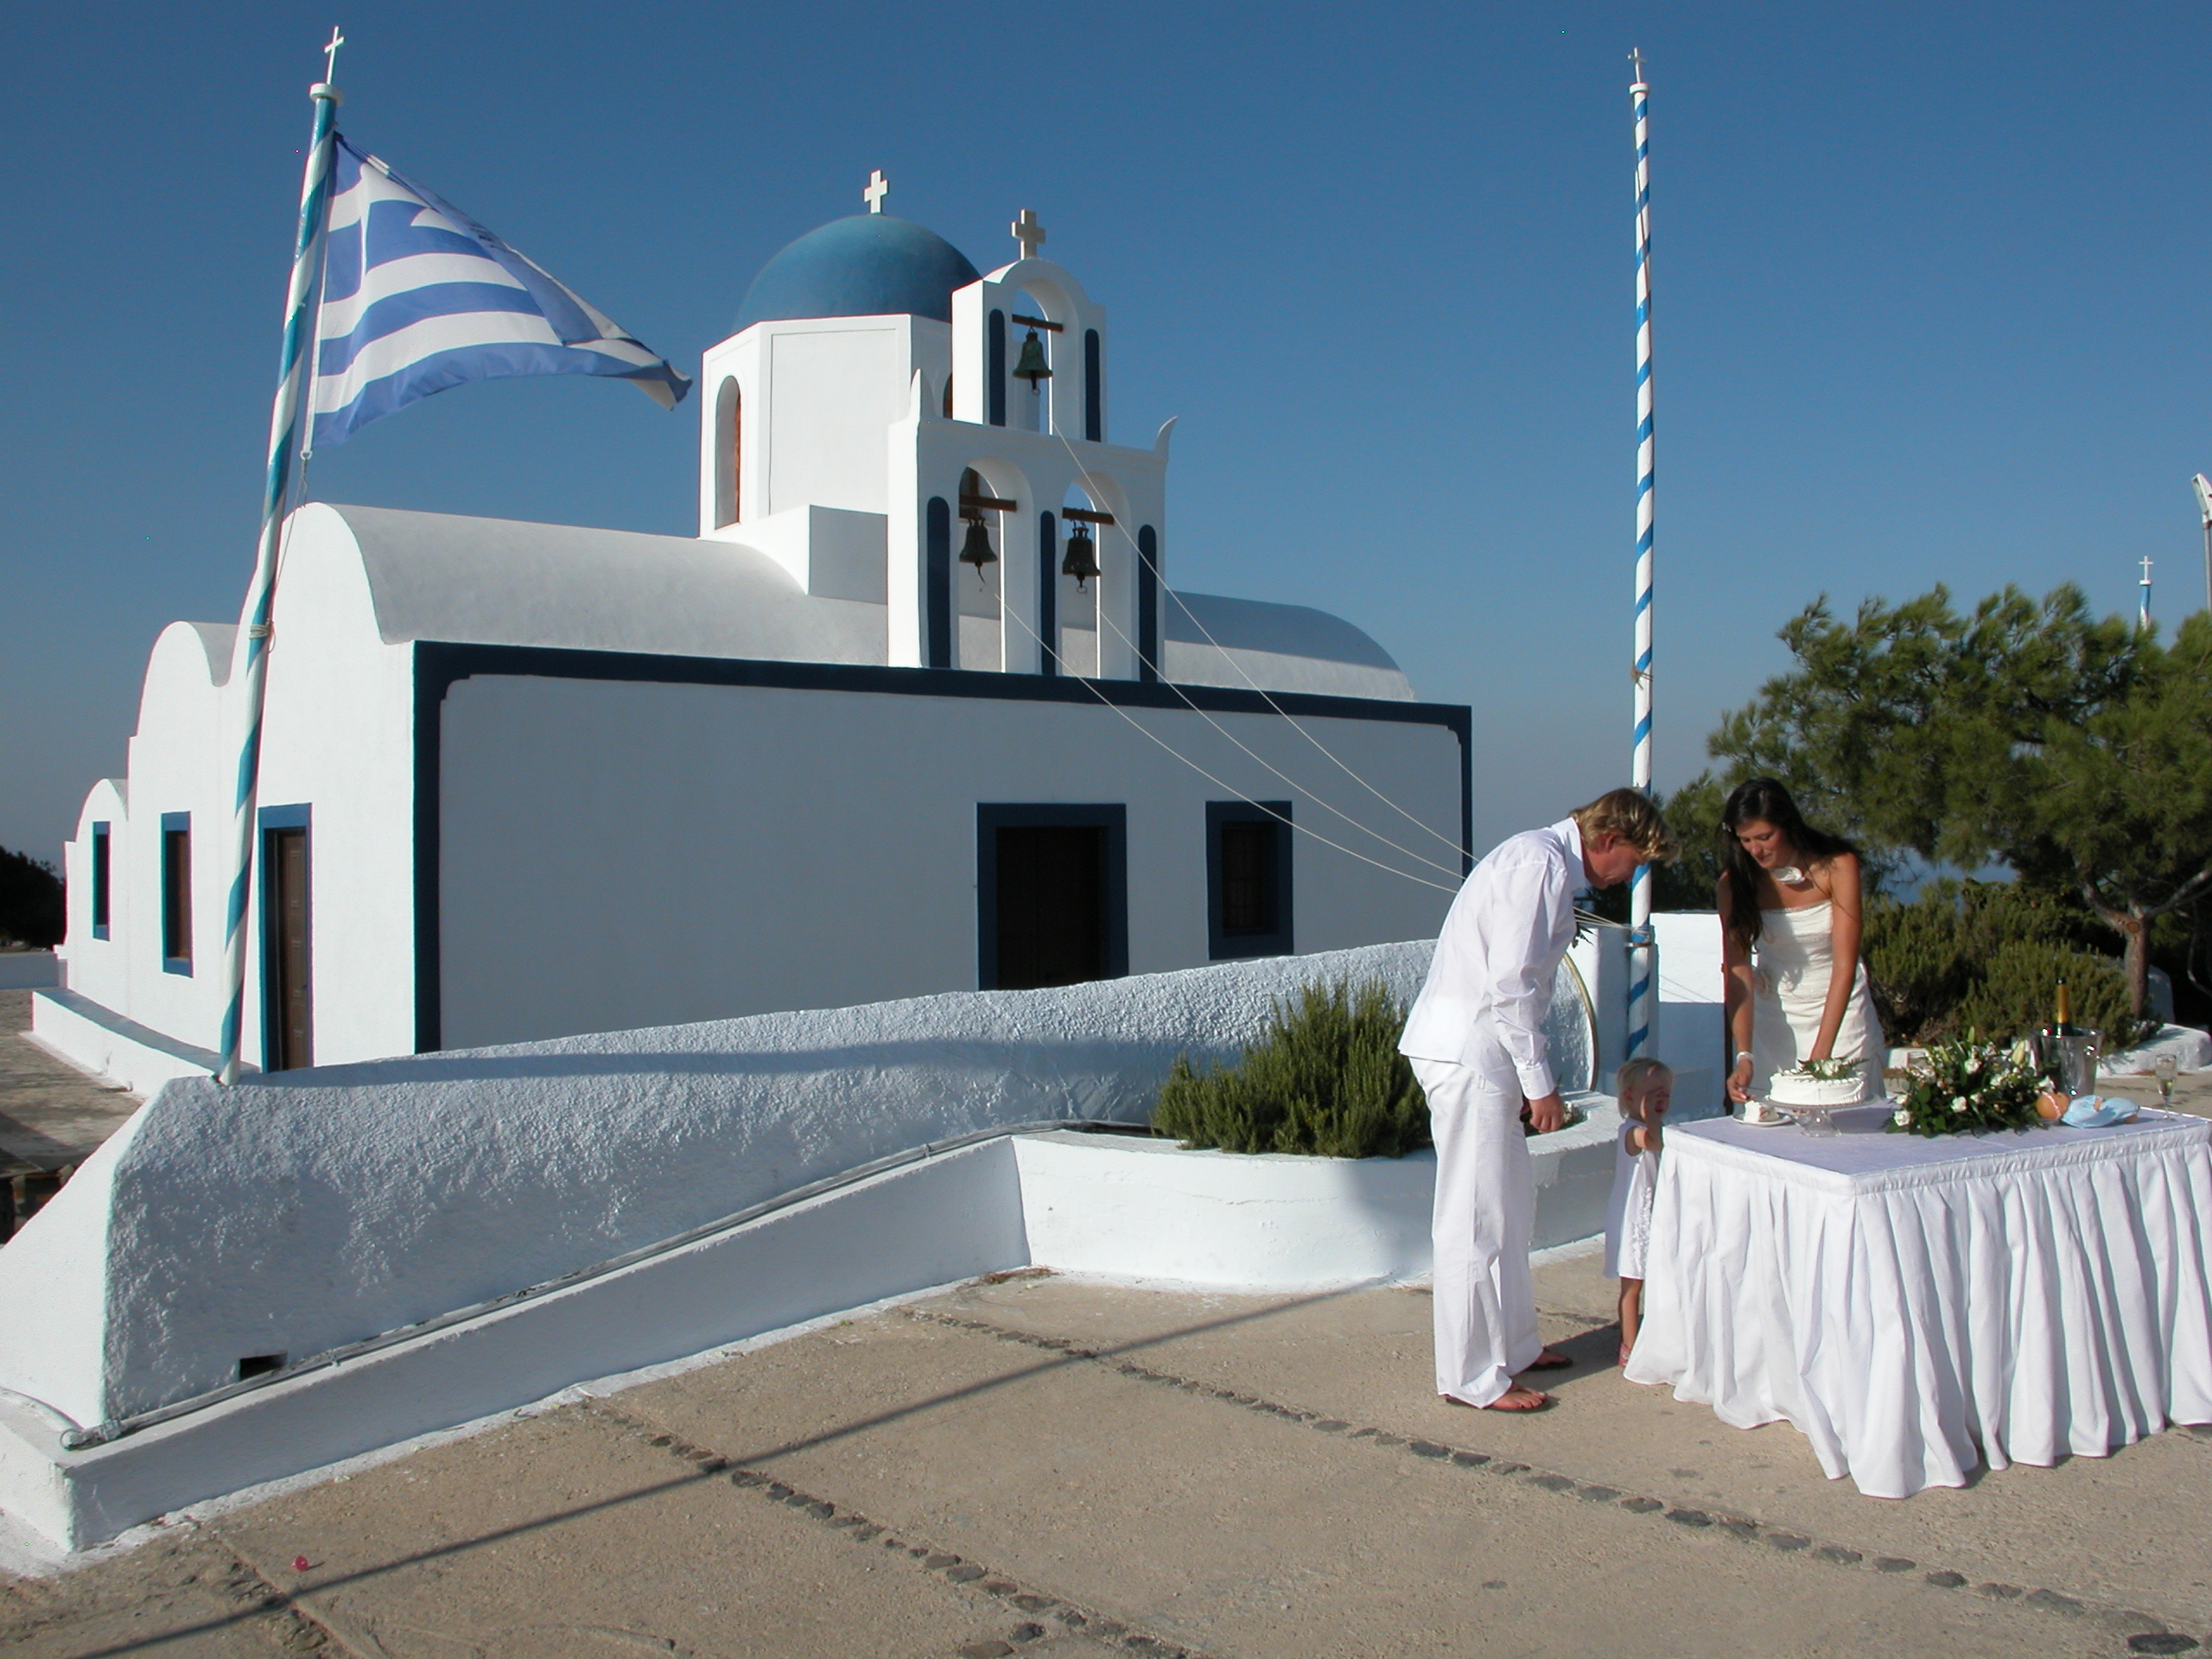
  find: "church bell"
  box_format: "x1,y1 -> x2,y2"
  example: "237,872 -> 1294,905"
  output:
959,512 -> 998,576
1060,523 -> 1100,589
1013,329 -> 1052,387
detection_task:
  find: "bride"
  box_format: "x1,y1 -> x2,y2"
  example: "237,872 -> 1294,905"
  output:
1719,779 -> 1878,1107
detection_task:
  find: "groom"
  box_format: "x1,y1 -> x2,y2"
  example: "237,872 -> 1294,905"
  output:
1400,789 -> 1675,1411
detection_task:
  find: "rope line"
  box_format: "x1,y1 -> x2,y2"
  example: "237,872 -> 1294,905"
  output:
979,581 -> 1461,894
1053,431 -> 1471,866
1059,575 -> 1464,880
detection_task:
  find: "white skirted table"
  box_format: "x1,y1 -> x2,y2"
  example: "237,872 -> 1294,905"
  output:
1624,1103 -> 2212,1498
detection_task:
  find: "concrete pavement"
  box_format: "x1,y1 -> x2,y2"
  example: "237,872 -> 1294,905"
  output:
5,1255 -> 2208,1658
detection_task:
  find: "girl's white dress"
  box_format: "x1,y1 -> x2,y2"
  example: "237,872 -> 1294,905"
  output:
1604,1122 -> 1658,1280
1748,899 -> 1878,1103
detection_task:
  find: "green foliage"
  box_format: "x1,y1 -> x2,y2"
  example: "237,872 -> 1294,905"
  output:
0,848 -> 64,949
1651,774 -> 1726,911
1705,589 -> 2212,1016
1152,978 -> 1429,1159
1888,1034 -> 2047,1138
1864,879 -> 2156,1048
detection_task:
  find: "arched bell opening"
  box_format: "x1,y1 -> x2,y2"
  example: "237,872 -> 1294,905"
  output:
1054,483 -> 1116,680
955,461 -> 1035,672
713,378 -> 741,527
1006,290 -> 1058,435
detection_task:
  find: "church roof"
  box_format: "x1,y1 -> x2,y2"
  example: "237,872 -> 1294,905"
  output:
301,503 -> 1414,700
734,214 -> 982,331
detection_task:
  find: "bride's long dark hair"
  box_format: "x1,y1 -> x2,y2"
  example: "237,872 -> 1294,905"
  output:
1718,778 -> 1858,946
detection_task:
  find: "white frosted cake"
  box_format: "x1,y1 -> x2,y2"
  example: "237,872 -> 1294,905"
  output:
1767,1065 -> 1867,1109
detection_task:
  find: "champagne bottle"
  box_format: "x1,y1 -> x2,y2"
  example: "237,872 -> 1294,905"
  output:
2054,980 -> 2074,1032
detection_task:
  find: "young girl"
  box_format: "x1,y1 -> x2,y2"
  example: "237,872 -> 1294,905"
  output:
1605,1058 -> 1673,1365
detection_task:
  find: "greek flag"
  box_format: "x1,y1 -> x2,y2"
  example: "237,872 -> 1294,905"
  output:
311,137 -> 690,448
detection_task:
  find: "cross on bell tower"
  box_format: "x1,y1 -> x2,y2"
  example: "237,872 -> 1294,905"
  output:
863,169 -> 889,213
1011,208 -> 1046,260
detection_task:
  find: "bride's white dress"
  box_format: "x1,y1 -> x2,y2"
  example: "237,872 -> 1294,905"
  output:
1750,900 -> 1878,1103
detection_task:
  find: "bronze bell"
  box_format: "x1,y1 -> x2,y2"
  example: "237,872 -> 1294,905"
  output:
959,512 -> 997,575
1060,522 -> 1100,588
1013,328 -> 1052,386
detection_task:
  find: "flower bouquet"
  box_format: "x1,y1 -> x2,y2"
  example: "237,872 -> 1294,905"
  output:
1887,1033 -> 2045,1137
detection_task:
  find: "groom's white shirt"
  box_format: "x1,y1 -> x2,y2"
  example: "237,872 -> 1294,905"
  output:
1398,817 -> 1583,1097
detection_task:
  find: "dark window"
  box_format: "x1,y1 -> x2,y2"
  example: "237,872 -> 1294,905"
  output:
925,496 -> 952,669
90,822 -> 110,938
1084,328 -> 1102,442
1207,801 -> 1293,960
988,309 -> 1007,427
977,804 -> 1128,990
160,812 -> 192,973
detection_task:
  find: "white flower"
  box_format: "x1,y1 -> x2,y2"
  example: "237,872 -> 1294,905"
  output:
1952,1098 -> 1968,1115
1967,1057 -> 1982,1075
1892,1108 -> 1911,1127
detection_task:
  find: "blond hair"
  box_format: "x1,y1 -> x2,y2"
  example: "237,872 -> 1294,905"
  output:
1615,1057 -> 1674,1100
1573,787 -> 1678,862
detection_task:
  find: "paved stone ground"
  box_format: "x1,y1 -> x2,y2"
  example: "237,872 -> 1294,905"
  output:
0,989 -> 139,1171
6,1254 -> 2211,1659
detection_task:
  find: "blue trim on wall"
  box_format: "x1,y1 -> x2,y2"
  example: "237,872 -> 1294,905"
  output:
1206,800 -> 1294,960
257,803 -> 312,1071
409,641 -> 1471,1053
159,810 -> 192,976
1136,525 -> 1160,683
1084,329 -> 1102,442
988,309 -> 1007,428
90,821 -> 111,939
975,803 -> 1128,990
1037,511 -> 1059,677
925,496 -> 953,670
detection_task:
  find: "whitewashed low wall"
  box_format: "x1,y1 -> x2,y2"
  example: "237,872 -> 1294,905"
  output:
0,1111 -> 1624,1555
26,989 -> 214,1099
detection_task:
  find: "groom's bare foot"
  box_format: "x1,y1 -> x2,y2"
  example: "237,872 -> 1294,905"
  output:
1484,1385 -> 1552,1411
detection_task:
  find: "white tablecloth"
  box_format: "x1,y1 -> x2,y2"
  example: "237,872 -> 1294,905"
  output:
1624,1104 -> 2212,1497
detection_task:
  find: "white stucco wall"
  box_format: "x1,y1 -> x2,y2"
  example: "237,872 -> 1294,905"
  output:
4,941 -> 1466,1428
433,673 -> 1464,1048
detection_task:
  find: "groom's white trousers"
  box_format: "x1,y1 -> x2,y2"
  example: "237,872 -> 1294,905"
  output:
1414,1055 -> 1541,1406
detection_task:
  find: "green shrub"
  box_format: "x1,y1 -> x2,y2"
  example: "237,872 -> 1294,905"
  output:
1152,977 -> 1429,1159
1865,879 -> 2158,1048
1955,941 -> 2158,1052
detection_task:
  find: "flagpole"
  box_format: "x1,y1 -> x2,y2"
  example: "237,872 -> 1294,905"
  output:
1626,48 -> 1657,1065
214,35 -> 345,1085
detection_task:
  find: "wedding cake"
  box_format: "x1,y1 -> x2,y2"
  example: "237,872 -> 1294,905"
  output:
1767,1063 -> 1868,1109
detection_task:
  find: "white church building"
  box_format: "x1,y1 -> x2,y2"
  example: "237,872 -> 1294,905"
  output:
40,193 -> 1471,1080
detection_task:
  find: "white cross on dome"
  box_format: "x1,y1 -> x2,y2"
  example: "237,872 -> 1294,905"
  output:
863,170 -> 889,213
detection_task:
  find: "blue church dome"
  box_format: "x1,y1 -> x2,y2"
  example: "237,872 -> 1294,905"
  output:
735,215 -> 983,331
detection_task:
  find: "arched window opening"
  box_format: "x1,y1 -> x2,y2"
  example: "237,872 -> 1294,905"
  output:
714,379 -> 741,527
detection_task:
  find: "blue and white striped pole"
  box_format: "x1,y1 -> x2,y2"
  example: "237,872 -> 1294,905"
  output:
214,40 -> 344,1084
1626,49 -> 1658,1064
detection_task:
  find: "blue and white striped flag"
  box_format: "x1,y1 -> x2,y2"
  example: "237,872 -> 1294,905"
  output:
311,137 -> 690,448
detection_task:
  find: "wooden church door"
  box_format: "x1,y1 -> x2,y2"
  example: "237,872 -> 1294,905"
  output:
264,826 -> 312,1069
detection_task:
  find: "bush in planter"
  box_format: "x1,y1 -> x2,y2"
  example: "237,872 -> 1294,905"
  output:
1152,977 -> 1429,1158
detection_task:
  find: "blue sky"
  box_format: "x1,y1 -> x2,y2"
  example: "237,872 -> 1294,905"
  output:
3,1 -> 2208,863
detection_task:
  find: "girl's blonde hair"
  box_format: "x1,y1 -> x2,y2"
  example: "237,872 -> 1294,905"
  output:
1615,1057 -> 1674,1099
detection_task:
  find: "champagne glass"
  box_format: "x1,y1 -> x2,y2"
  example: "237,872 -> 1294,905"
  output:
2156,1052 -> 2177,1108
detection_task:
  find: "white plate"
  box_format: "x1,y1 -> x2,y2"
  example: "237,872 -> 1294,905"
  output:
1738,1109 -> 1793,1127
